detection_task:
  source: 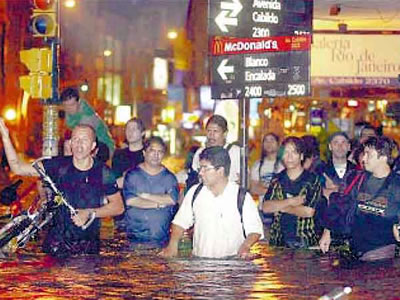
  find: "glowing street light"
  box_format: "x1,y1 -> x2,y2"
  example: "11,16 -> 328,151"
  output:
64,0 -> 76,8
4,108 -> 17,121
167,30 -> 178,40
103,49 -> 112,57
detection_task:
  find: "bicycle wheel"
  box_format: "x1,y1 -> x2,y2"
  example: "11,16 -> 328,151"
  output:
0,215 -> 32,251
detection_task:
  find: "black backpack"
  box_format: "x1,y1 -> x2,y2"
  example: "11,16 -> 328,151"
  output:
184,142 -> 238,194
190,183 -> 247,237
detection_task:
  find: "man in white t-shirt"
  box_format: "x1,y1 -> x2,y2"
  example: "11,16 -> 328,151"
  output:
160,146 -> 263,259
192,115 -> 240,183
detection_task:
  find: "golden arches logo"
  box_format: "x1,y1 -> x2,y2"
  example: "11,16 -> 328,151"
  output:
213,39 -> 225,55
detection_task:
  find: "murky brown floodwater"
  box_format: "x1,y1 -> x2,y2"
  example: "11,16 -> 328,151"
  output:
0,177 -> 400,299
0,224 -> 400,300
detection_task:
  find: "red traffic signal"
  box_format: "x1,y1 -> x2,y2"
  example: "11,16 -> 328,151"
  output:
33,0 -> 55,10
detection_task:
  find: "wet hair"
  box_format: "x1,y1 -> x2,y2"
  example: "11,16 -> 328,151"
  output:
353,143 -> 365,165
361,124 -> 377,136
126,117 -> 145,133
144,136 -> 167,153
60,87 -> 80,102
363,136 -> 396,165
206,115 -> 228,132
259,132 -> 280,178
199,146 -> 231,177
282,136 -> 305,162
301,135 -> 320,160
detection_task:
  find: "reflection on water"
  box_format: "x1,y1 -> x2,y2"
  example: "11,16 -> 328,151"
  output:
0,231 -> 400,299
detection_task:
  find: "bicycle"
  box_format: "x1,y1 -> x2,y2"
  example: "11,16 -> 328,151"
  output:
0,157 -> 95,257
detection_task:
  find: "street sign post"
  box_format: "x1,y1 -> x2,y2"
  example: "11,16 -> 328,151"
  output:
209,0 -> 313,38
208,0 -> 313,189
210,35 -> 311,99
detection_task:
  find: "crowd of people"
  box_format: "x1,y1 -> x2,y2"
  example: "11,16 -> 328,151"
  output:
1,86 -> 400,263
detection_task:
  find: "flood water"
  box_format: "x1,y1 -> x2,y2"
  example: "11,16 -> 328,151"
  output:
0,178 -> 399,299
0,224 -> 400,300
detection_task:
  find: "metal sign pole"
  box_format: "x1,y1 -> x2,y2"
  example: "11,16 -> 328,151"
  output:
239,97 -> 249,190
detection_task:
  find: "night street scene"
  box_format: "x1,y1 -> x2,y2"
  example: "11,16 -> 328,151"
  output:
1,0 -> 400,299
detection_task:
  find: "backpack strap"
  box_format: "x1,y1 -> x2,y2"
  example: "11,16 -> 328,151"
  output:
225,141 -> 239,153
191,183 -> 204,208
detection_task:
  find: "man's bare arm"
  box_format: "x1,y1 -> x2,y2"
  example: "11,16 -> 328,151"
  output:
73,191 -> 124,227
281,205 -> 315,218
139,193 -> 175,206
263,195 -> 305,213
237,233 -> 261,258
159,224 -> 185,258
0,118 -> 38,176
126,196 -> 160,209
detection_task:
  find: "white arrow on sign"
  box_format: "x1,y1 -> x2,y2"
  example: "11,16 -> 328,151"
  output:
221,0 -> 243,18
217,59 -> 234,80
215,10 -> 238,33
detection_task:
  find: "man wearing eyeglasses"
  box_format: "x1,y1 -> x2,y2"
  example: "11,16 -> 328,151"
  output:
123,136 -> 179,249
160,146 -> 263,259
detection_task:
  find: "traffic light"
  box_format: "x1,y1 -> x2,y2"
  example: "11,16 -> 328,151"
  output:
19,48 -> 52,99
30,0 -> 57,37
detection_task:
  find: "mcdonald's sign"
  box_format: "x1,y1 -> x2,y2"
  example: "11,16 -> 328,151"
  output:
212,38 -> 225,56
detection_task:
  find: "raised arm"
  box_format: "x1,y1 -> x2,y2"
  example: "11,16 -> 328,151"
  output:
0,118 -> 39,176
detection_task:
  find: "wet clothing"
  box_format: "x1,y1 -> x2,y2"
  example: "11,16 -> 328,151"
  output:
325,170 -> 400,257
111,147 -> 144,229
264,170 -> 322,248
123,166 -> 179,248
65,99 -> 115,156
111,147 -> 144,179
173,182 -> 264,258
351,172 -> 400,256
41,156 -> 118,257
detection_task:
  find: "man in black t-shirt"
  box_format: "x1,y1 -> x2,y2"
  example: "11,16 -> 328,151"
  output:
112,118 -> 145,188
0,119 -> 124,257
263,136 -> 323,249
320,136 -> 400,261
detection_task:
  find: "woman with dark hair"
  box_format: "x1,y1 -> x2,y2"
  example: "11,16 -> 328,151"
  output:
263,136 -> 323,249
302,135 -> 325,176
250,133 -> 283,211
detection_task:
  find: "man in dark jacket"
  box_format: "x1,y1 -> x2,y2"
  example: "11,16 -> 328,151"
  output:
322,132 -> 356,199
320,136 -> 400,261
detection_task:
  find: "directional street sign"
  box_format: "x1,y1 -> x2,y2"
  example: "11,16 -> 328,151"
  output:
209,0 -> 313,38
210,36 -> 311,99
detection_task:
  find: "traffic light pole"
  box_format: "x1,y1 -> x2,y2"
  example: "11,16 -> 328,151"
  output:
41,38 -> 60,157
42,0 -> 60,157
